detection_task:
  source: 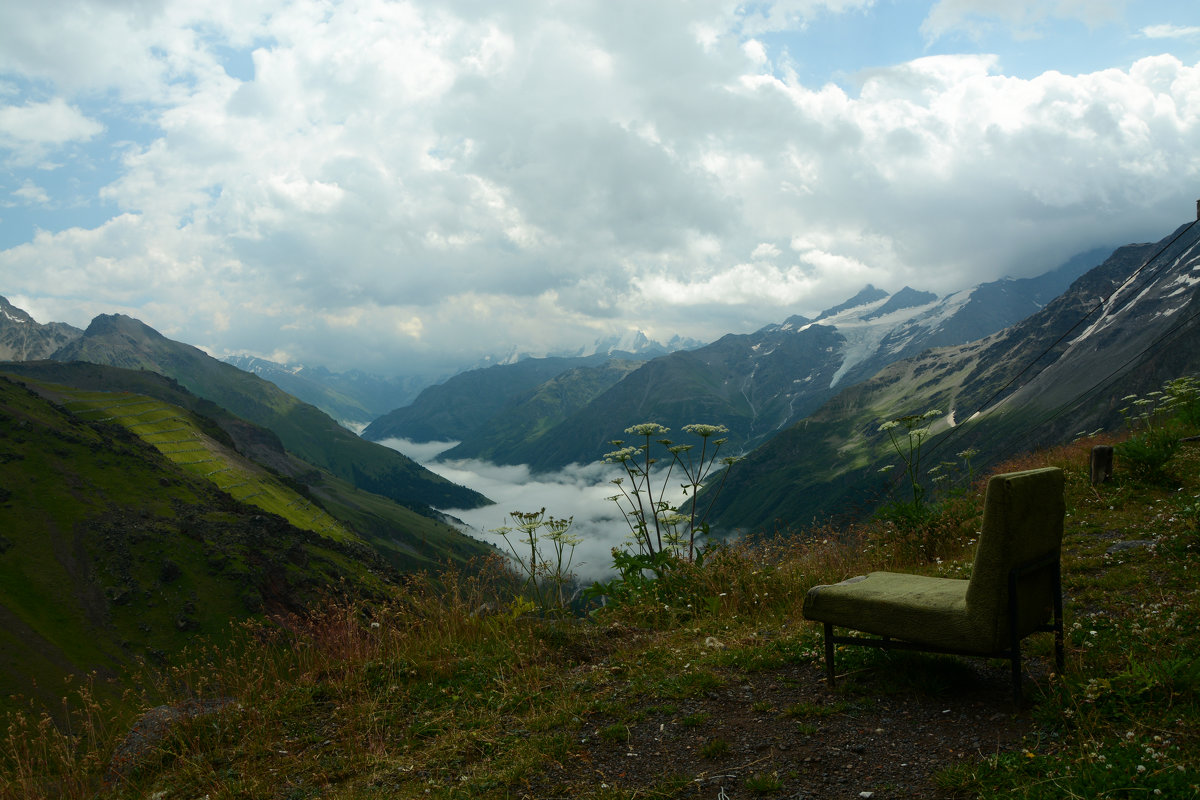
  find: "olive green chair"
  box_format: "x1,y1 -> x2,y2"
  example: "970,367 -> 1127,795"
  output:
802,467 -> 1066,703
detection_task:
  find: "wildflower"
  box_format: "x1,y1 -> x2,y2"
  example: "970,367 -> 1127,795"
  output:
603,446 -> 640,463
682,423 -> 729,438
625,422 -> 669,436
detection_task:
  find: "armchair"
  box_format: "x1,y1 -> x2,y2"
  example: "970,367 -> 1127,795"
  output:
802,467 -> 1066,703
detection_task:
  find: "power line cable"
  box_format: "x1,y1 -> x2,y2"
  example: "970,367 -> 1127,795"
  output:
1006,301 -> 1200,452
922,218 -> 1200,462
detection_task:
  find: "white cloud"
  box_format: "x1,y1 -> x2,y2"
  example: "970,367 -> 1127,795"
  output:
12,179 -> 49,205
0,97 -> 103,165
1,1 -> 1197,376
382,438 -> 631,581
1141,24 -> 1200,39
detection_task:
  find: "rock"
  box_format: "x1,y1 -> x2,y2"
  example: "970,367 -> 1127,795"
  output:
1106,540 -> 1155,554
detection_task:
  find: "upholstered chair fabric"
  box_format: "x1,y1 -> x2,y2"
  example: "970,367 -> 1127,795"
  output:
802,466 -> 1064,658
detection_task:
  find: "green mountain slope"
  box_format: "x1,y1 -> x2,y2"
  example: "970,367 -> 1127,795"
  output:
1,362 -> 493,572
497,329 -> 845,471
0,374 -> 396,711
436,359 -> 645,463
48,314 -> 490,513
362,354 -> 635,443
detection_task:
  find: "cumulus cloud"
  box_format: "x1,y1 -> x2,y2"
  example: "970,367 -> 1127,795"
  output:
0,97 -> 103,164
1,0 -> 1197,376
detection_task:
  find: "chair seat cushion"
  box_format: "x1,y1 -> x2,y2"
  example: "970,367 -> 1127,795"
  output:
803,571 -> 998,654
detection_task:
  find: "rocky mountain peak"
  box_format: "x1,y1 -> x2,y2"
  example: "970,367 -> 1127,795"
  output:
0,295 -> 83,361
815,284 -> 890,321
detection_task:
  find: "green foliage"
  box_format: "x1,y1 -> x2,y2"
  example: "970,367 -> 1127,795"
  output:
1115,376 -> 1199,484
744,771 -> 785,793
598,723 -> 630,743
870,493 -> 981,564
490,508 -> 581,613
877,408 -> 941,507
590,422 -> 744,617
872,409 -> 983,563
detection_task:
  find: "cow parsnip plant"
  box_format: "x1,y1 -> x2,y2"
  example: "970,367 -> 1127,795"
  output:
602,423 -> 740,562
490,508 -> 581,614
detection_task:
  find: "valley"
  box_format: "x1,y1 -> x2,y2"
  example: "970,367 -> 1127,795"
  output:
1,214 -> 1199,796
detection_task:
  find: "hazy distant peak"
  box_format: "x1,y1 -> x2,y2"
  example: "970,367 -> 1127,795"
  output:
476,330 -> 706,367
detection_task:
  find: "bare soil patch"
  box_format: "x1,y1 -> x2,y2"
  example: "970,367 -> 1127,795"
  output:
527,654 -> 1039,799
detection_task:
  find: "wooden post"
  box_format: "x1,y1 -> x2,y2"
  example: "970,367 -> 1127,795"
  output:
1091,445 -> 1114,485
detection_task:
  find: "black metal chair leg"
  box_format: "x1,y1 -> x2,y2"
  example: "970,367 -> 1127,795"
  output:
824,622 -> 835,688
1011,641 -> 1023,705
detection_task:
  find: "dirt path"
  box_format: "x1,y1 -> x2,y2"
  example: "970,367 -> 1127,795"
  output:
529,655 -> 1038,799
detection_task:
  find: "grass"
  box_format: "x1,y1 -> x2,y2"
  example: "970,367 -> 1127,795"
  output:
3,398 -> 1200,798
60,389 -> 360,543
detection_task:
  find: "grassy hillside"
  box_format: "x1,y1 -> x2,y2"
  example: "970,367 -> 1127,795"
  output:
4,380 -> 1197,798
1,362 -> 494,573
0,374 -> 395,714
49,314 -> 491,513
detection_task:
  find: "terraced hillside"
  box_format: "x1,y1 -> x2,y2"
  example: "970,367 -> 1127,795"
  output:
2,362 -> 493,573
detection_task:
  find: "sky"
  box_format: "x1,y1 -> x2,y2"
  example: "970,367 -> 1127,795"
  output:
2,0 -> 1199,378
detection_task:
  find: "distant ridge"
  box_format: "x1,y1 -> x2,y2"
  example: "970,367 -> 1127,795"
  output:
48,313 -> 491,514
0,295 -> 82,361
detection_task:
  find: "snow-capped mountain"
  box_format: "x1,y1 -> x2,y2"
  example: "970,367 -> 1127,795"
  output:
707,219 -> 1200,531
469,330 -> 704,370
371,252 -> 1094,472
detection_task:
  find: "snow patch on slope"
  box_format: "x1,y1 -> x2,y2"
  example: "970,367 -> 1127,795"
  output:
817,294 -> 945,388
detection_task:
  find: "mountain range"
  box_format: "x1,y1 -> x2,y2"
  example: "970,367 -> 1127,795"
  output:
363,248 -> 1103,472
704,221 -> 1200,531
221,354 -> 432,431
4,215 -> 1199,713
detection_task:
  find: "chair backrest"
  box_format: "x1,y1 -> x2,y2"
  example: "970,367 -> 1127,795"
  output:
965,467 -> 1065,646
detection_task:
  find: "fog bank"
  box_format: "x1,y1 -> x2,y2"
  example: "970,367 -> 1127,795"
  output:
381,438 -> 637,581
